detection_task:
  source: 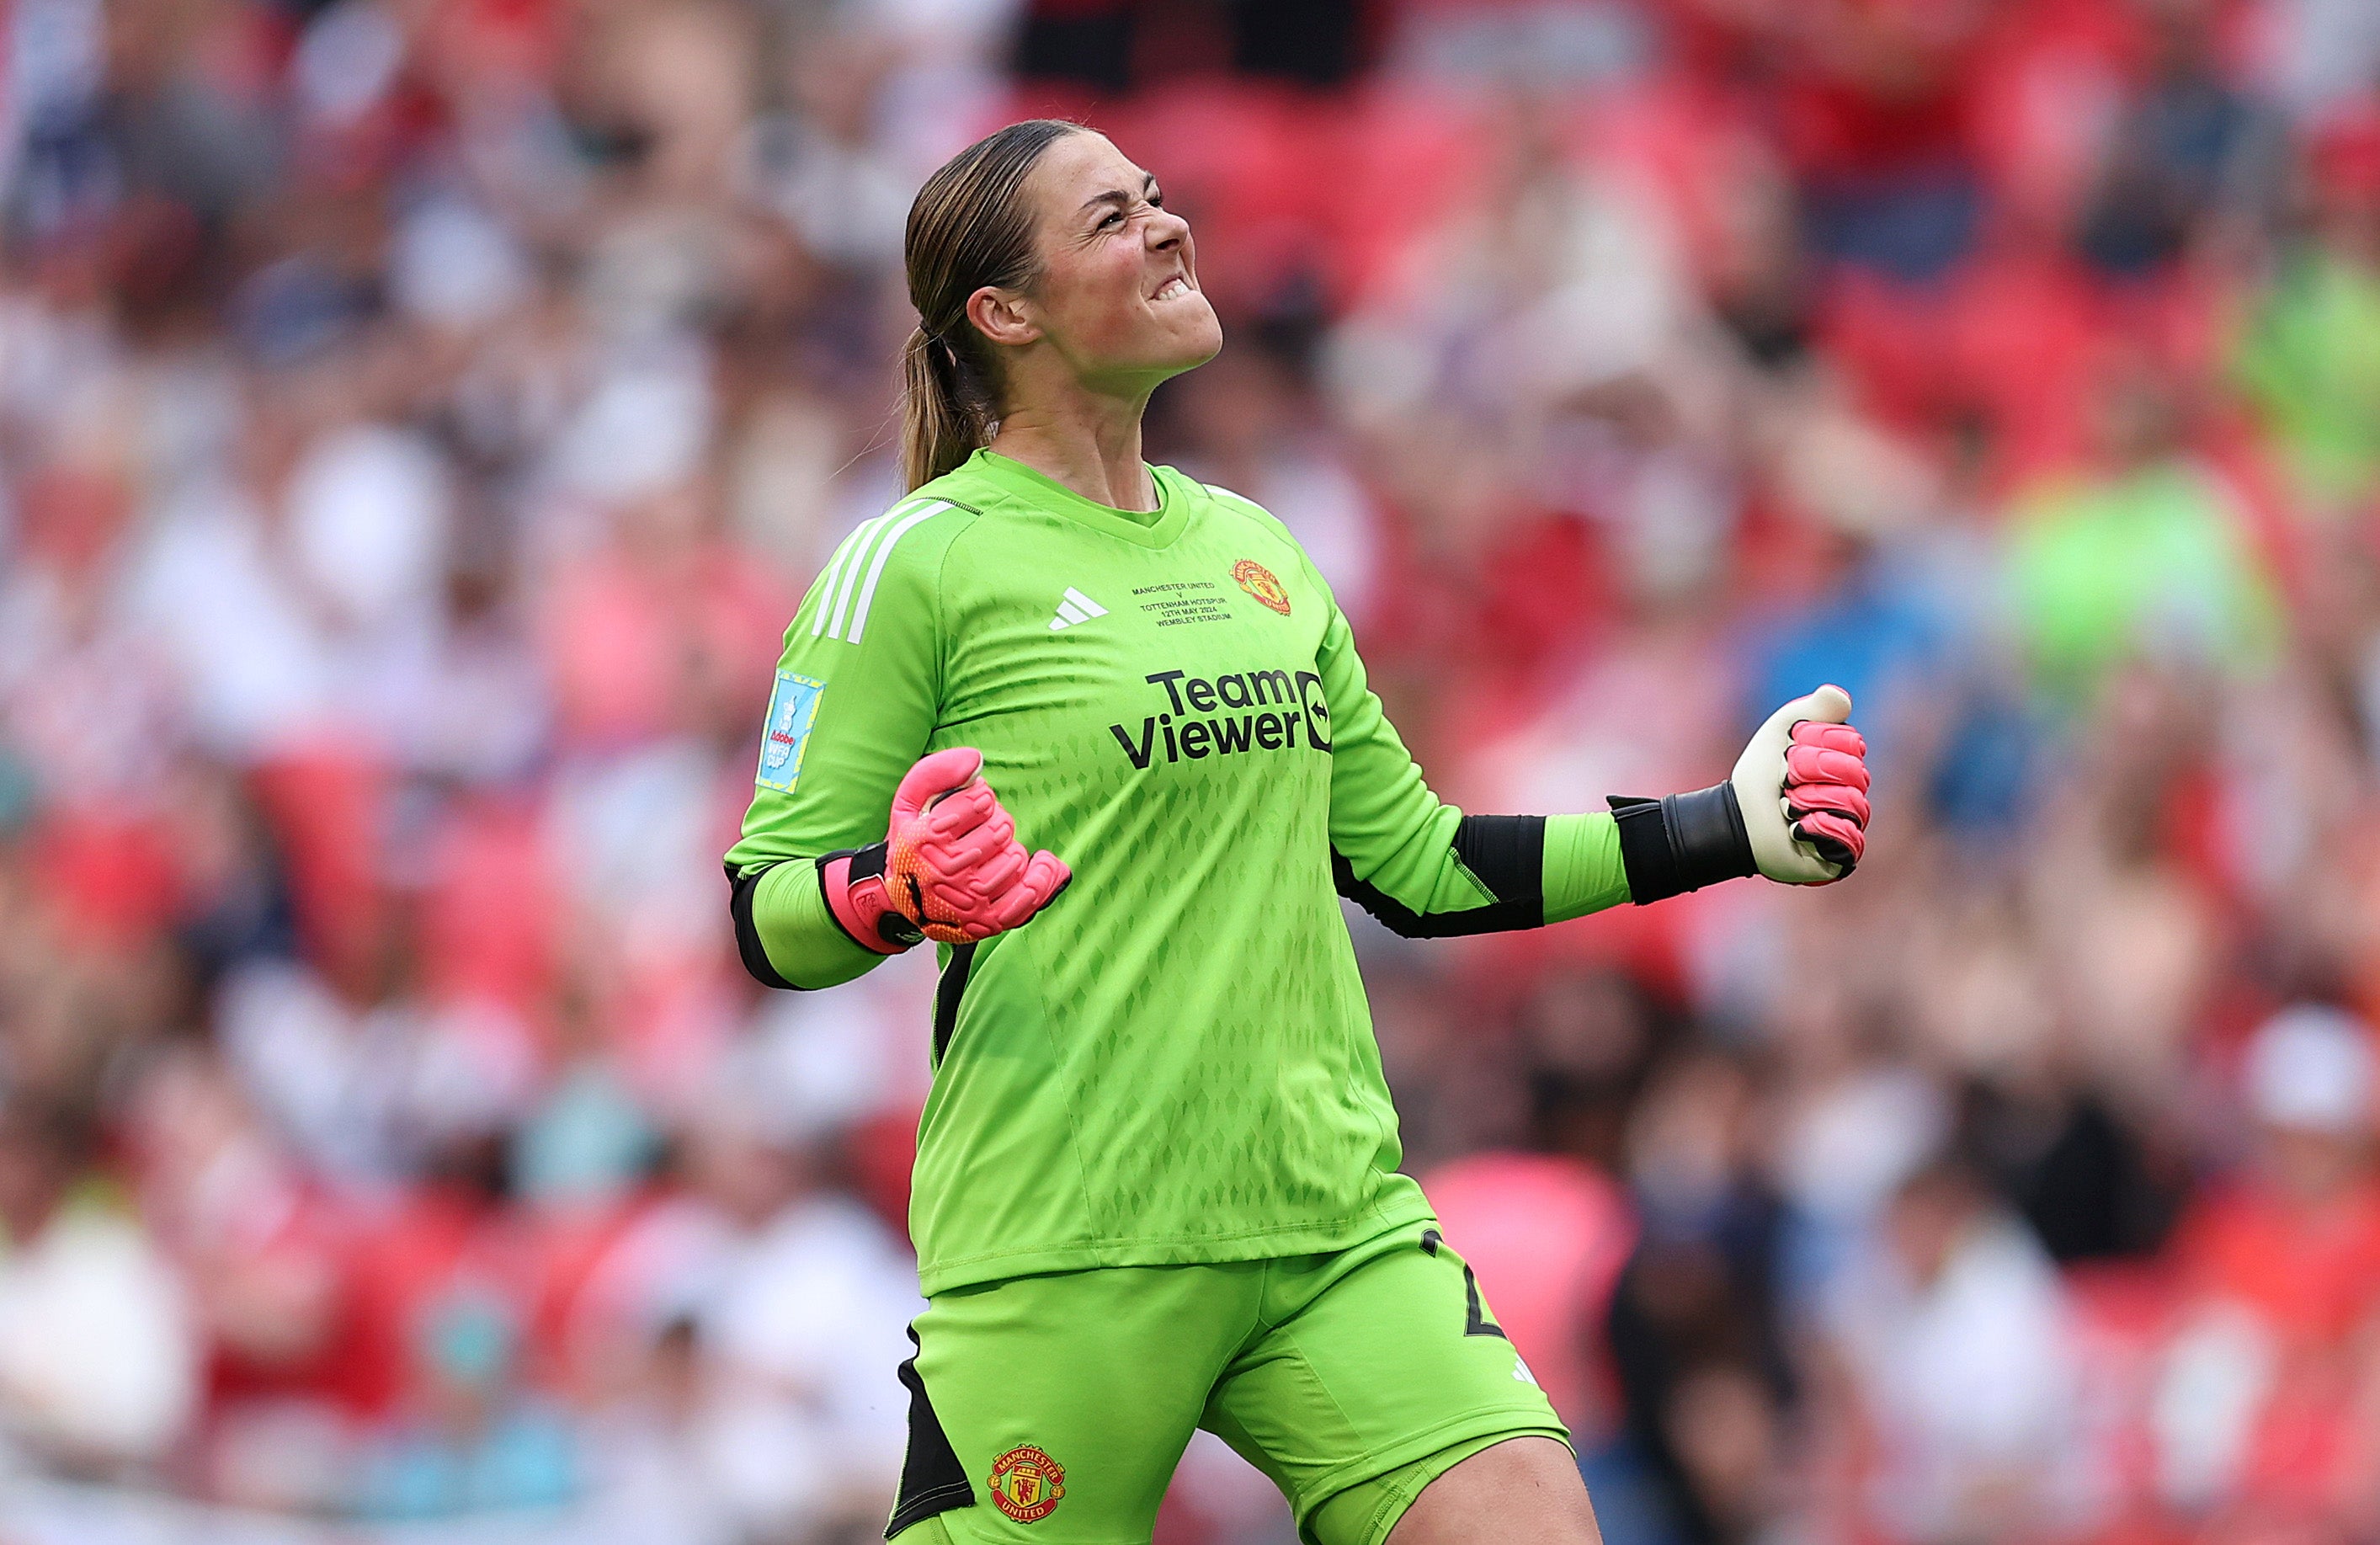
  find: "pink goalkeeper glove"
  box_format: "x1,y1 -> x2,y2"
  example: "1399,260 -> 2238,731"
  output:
817,748 -> 1071,952
1780,717 -> 1869,874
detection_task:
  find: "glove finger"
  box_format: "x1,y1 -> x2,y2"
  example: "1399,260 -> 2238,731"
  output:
918,871 -> 987,918
918,783 -> 999,840
1784,743 -> 1869,791
983,851 -> 1071,931
937,805 -> 1015,866
1013,854 -> 1072,915
962,840 -> 1029,898
1790,720 -> 1866,759
892,748 -> 985,824
1018,851 -> 1073,917
908,806 -> 994,872
1787,781 -> 1871,827
1792,811 -> 1865,871
916,811 -> 1014,882
978,886 -> 1038,933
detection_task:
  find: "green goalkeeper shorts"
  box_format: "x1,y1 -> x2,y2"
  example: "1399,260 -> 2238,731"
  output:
883,1219 -> 1568,1545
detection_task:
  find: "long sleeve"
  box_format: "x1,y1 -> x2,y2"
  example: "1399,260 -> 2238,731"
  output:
724,498 -> 976,988
730,859 -> 879,989
1316,582 -> 1631,936
1545,811 -> 1632,921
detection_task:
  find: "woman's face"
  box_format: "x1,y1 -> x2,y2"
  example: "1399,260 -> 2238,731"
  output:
972,132 -> 1222,394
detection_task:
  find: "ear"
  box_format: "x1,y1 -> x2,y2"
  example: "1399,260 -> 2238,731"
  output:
966,285 -> 1039,350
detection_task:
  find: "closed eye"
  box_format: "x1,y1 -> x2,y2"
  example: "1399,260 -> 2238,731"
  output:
1083,175 -> 1162,234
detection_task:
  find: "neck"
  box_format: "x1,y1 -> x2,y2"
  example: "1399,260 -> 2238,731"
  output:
987,382 -> 1158,512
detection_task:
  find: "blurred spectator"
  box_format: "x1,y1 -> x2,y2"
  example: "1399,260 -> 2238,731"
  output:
2234,102 -> 2380,515
572,1073 -> 921,1542
2010,347 -> 2279,701
328,1119 -> 582,1521
2152,1004 -> 2380,1529
125,1043 -> 357,1510
1779,0 -> 1989,285
2074,3 -> 2265,277
1605,1051 -> 1795,1545
349,1282 -> 580,1521
0,1099 -> 197,1475
579,1315 -> 747,1545
213,897 -> 536,1191
1823,1157 -> 2087,1544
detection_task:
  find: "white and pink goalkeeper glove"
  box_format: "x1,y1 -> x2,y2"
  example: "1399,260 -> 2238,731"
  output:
1609,685 -> 1872,901
1731,685 -> 1869,882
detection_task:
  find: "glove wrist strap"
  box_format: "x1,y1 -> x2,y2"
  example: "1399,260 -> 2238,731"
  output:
1608,785 -> 1757,904
817,845 -> 923,953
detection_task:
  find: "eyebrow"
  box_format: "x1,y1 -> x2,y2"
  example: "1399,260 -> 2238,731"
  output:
1078,174 -> 1159,216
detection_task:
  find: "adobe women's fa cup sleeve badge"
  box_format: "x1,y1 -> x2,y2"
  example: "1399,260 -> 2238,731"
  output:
756,671 -> 826,791
1232,558 -> 1291,615
988,1444 -> 1066,1522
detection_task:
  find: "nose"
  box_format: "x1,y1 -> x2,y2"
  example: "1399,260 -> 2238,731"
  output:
1146,203 -> 1190,252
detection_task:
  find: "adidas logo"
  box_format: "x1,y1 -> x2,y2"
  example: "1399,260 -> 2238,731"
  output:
1048,588 -> 1108,631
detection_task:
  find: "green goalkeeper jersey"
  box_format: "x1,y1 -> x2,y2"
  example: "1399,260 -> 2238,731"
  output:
727,450 -> 1630,1295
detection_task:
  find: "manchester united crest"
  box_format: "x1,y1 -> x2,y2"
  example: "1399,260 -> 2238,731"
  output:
988,1445 -> 1066,1523
1232,558 -> 1291,615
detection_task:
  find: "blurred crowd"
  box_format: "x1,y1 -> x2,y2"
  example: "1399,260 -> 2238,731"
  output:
8,0 -> 2380,1541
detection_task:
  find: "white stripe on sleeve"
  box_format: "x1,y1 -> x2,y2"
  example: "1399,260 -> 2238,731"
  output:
826,507 -> 910,639
809,515 -> 881,637
847,501 -> 953,643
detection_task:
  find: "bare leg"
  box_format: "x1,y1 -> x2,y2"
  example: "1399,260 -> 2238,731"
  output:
1384,1436 -> 1604,1545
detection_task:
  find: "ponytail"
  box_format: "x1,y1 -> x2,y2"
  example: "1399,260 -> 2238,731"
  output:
900,120 -> 1083,493
900,326 -> 988,493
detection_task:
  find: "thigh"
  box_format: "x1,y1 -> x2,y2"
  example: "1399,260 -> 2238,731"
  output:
1378,1435 -> 1601,1545
890,1262 -> 1257,1545
1202,1224 -> 1569,1545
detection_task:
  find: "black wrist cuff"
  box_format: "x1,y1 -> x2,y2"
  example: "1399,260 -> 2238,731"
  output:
816,843 -> 922,950
825,843 -> 891,886
1607,785 -> 1757,904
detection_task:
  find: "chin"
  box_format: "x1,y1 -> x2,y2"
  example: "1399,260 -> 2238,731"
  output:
1174,331 -> 1226,374
1154,309 -> 1225,376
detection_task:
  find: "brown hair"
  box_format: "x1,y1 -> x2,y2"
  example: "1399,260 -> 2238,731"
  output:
900,119 -> 1083,492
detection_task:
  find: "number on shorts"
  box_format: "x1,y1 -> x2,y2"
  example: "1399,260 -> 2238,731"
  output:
1419,1228 -> 1509,1340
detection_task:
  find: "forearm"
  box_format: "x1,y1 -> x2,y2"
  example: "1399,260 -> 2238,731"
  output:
1316,580 -> 1765,934
1543,812 -> 1632,921
728,860 -> 883,990
1336,810 -> 1632,936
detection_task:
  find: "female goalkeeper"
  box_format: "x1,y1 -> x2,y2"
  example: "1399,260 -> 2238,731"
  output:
724,120 -> 1869,1545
